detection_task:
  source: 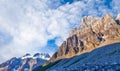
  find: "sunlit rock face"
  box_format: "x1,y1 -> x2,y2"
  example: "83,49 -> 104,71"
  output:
0,53 -> 50,71
50,13 -> 120,62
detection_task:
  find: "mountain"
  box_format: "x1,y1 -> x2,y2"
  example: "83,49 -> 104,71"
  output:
49,13 -> 120,62
34,13 -> 120,71
0,53 -> 50,71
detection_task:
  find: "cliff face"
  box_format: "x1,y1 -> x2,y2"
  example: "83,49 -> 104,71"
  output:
50,14 -> 120,62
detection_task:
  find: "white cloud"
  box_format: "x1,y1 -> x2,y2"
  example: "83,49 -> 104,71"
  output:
0,0 -> 120,63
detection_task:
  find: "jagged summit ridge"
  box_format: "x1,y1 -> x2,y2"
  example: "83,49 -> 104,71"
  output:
69,13 -> 116,37
69,16 -> 97,36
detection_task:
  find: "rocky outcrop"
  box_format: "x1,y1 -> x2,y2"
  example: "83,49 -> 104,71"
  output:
49,13 -> 120,62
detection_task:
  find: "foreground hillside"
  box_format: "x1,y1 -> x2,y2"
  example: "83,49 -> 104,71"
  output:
34,42 -> 120,71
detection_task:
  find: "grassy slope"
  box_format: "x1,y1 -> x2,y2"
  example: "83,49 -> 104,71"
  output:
34,60 -> 62,71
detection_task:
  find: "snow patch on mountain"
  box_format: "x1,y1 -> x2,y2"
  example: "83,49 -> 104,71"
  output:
21,53 -> 50,60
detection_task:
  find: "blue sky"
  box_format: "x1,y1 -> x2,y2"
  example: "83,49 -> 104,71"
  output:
0,0 -> 120,63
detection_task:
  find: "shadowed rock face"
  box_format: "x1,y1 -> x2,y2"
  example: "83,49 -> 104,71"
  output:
50,13 -> 120,62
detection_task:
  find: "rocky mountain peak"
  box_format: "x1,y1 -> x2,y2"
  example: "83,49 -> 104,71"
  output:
0,53 -> 50,71
81,16 -> 96,27
49,13 -> 120,62
23,53 -> 31,57
102,13 -> 116,24
104,13 -> 113,19
22,53 -> 32,59
69,16 -> 96,37
33,53 -> 40,57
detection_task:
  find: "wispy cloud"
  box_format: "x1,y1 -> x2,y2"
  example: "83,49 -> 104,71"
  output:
0,0 -> 120,63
